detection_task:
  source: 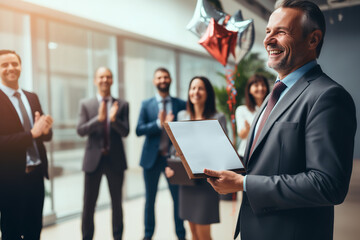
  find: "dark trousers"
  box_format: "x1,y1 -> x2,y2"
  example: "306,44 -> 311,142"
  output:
21,165 -> 45,240
143,155 -> 185,239
0,189 -> 23,240
82,155 -> 124,240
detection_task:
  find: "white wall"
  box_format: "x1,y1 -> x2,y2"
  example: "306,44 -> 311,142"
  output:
13,0 -> 268,57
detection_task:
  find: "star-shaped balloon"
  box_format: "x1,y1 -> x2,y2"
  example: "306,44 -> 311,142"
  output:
186,0 -> 227,38
187,0 -> 254,65
198,18 -> 237,66
226,10 -> 254,64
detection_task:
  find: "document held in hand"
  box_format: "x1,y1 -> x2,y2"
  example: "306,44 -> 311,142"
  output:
164,120 -> 245,179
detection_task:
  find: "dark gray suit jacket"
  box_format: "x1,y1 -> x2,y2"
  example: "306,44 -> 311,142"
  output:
235,65 -> 357,240
0,89 -> 52,191
77,97 -> 129,173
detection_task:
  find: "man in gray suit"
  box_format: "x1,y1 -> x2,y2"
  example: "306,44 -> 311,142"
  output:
77,67 -> 129,240
205,1 -> 357,240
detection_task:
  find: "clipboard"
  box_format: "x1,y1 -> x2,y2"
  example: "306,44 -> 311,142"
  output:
164,119 -> 245,179
167,158 -> 196,186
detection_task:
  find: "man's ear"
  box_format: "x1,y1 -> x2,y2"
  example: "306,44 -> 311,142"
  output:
308,29 -> 322,50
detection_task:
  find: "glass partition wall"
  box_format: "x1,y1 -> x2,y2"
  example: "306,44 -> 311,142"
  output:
33,18 -> 119,219
0,6 -> 226,224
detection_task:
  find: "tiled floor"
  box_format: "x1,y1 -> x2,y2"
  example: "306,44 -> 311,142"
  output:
42,190 -> 240,240
42,160 -> 360,240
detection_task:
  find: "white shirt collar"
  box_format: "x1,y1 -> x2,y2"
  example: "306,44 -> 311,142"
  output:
0,82 -> 24,98
155,93 -> 171,103
96,93 -> 111,102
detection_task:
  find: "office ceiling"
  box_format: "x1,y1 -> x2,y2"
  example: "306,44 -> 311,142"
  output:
235,0 -> 360,20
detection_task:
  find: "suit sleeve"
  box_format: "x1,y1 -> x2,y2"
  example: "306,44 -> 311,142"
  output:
0,131 -> 33,151
0,92 -> 51,150
77,100 -> 102,137
111,100 -> 130,137
246,86 -> 357,214
135,100 -> 162,136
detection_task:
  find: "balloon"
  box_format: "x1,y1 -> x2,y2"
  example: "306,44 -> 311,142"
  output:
187,1 -> 254,146
187,0 -> 254,65
186,0 -> 228,38
198,18 -> 237,66
225,10 -> 254,64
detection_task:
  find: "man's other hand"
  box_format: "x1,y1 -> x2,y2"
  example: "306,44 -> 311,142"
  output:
164,111 -> 174,123
98,101 -> 107,122
31,112 -> 53,138
109,101 -> 119,122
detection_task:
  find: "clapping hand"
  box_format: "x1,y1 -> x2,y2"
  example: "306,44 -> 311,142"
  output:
109,101 -> 119,122
158,110 -> 174,127
31,111 -> 53,138
98,101 -> 107,122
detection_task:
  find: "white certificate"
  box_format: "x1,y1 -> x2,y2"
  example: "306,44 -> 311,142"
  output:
165,120 -> 245,179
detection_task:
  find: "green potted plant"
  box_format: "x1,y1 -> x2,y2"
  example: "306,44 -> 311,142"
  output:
214,52 -> 276,146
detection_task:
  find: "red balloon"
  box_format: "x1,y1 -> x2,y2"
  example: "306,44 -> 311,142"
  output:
198,18 -> 237,66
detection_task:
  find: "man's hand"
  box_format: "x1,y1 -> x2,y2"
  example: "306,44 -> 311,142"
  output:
158,110 -> 166,126
42,114 -> 53,135
109,101 -> 119,122
204,169 -> 244,194
98,101 -> 107,122
159,110 -> 174,127
31,111 -> 53,138
164,111 -> 174,123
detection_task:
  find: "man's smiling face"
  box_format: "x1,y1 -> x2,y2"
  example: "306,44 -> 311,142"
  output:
0,53 -> 22,89
264,7 -> 312,79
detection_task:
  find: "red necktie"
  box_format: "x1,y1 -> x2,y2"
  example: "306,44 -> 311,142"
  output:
249,81 -> 287,156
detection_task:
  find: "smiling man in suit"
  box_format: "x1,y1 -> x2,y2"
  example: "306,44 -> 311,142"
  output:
136,67 -> 186,240
77,67 -> 129,240
0,49 -> 53,240
205,1 -> 357,240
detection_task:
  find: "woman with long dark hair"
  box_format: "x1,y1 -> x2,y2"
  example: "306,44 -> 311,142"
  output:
166,76 -> 226,240
235,74 -> 269,157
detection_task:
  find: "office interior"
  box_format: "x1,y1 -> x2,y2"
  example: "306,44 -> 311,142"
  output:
0,0 -> 359,239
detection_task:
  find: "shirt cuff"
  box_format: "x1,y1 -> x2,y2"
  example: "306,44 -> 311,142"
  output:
243,175 -> 247,192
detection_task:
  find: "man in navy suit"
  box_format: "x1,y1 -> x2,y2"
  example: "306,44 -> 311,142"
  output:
205,1 -> 357,240
136,67 -> 186,240
0,49 -> 53,240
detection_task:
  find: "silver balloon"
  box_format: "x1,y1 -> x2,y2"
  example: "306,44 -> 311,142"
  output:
187,1 -> 254,64
226,10 -> 254,64
186,0 -> 227,38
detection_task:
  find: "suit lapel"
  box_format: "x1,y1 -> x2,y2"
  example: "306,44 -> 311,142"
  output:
23,90 -> 37,119
170,97 -> 177,116
89,98 -> 100,117
243,95 -> 269,167
150,97 -> 159,120
0,89 -> 23,128
245,65 -> 322,167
